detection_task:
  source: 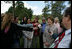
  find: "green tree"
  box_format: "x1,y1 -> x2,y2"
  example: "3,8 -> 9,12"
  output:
27,8 -> 33,19
51,1 -> 66,21
4,1 -> 15,17
15,1 -> 24,20
6,1 -> 33,20
6,6 -> 13,13
42,1 -> 66,21
42,1 -> 51,18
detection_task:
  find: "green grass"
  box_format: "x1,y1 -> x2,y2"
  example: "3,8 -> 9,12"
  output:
20,37 -> 24,48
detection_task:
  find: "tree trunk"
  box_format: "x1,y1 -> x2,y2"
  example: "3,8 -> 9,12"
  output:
13,1 -> 15,17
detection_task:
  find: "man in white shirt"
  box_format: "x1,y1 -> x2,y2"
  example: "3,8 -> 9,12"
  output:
58,29 -> 71,48
58,6 -> 71,48
49,6 -> 71,48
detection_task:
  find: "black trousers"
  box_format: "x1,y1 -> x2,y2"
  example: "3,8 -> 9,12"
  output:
39,32 -> 43,48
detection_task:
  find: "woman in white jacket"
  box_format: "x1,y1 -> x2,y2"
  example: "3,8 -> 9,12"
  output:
23,18 -> 34,48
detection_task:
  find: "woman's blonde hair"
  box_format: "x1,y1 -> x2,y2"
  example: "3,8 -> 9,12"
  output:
1,13 -> 13,30
54,17 -> 59,22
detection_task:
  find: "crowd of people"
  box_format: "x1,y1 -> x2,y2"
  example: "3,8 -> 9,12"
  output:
0,6 -> 71,48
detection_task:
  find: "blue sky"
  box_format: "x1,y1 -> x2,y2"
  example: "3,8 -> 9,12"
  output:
1,1 -> 70,15
22,1 -> 45,15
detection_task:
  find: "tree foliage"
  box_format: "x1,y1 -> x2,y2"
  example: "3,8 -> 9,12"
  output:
42,1 -> 66,21
6,1 -> 33,20
42,1 -> 51,18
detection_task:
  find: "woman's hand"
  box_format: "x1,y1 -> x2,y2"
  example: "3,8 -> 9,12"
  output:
44,42 -> 50,47
48,31 -> 53,35
27,38 -> 31,40
33,27 -> 38,30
